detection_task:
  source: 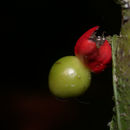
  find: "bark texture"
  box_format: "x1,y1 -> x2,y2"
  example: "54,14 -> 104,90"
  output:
110,0 -> 130,129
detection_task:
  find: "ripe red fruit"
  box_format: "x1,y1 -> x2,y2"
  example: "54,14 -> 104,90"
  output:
74,26 -> 112,73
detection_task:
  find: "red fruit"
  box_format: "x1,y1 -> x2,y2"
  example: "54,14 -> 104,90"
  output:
74,26 -> 112,73
97,40 -> 112,65
75,26 -> 99,56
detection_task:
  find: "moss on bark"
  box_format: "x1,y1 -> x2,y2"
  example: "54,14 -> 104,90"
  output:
110,3 -> 130,129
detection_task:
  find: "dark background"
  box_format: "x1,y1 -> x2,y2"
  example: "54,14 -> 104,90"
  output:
1,0 -> 121,130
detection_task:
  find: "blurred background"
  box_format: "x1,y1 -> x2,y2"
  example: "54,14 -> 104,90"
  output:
1,0 -> 121,130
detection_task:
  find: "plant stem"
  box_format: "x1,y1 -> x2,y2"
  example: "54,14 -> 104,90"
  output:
110,0 -> 130,130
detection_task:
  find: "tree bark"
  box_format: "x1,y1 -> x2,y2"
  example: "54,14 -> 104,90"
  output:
110,0 -> 130,130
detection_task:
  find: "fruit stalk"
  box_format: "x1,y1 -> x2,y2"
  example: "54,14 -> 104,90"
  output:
110,0 -> 130,129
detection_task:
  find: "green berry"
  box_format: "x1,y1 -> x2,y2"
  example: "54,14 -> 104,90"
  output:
48,56 -> 91,98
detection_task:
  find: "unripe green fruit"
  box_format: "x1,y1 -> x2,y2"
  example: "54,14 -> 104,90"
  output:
48,56 -> 91,98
